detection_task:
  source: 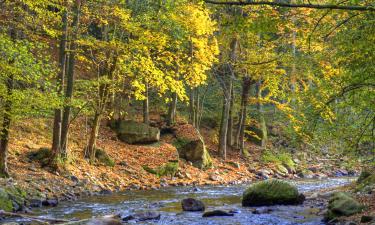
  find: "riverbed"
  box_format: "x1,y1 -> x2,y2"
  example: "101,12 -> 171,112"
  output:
7,177 -> 355,224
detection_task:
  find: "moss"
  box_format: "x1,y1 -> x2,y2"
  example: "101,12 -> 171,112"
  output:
0,188 -> 13,211
172,138 -> 191,150
143,160 -> 179,177
27,147 -> 51,164
95,149 -> 115,167
261,151 -> 295,171
356,173 -> 375,192
325,192 -> 364,221
242,180 -> 303,206
357,170 -> 372,184
142,165 -> 157,175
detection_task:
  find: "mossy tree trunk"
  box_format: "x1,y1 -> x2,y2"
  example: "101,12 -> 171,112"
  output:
143,82 -> 149,125
227,81 -> 234,147
256,81 -> 267,147
235,76 -> 252,156
60,0 -> 83,158
50,4 -> 68,168
167,92 -> 177,126
0,75 -> 13,178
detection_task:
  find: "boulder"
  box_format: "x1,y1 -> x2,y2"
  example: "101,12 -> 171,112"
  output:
181,198 -> 205,211
325,192 -> 364,222
87,218 -> 122,225
242,180 -> 305,207
244,125 -> 263,146
121,211 -> 161,222
202,210 -> 234,217
173,124 -> 212,169
356,169 -> 375,192
111,120 -> 160,144
0,188 -> 13,211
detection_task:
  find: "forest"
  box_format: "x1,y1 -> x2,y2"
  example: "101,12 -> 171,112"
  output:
0,0 -> 374,224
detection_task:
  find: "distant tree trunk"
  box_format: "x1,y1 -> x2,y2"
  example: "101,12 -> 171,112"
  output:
167,92 -> 177,126
227,81 -> 234,147
189,88 -> 197,127
0,75 -> 14,178
218,75 -> 232,159
50,5 -> 68,166
60,0 -> 82,157
256,81 -> 268,147
143,82 -> 149,124
87,112 -> 101,163
194,88 -> 200,128
218,37 -> 238,159
235,76 -> 252,156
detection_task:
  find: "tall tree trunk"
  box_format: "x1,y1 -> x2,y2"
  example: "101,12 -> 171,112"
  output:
143,82 -> 149,124
256,81 -> 267,148
60,0 -> 82,157
0,75 -> 14,178
218,78 -> 232,159
86,112 -> 101,163
194,88 -> 200,128
167,92 -> 177,126
189,88 -> 196,127
227,81 -> 234,147
235,77 -> 252,156
50,5 -> 68,166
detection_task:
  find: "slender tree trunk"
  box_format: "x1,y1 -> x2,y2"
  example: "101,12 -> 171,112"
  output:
60,0 -> 82,157
227,81 -> 234,147
189,88 -> 196,127
194,88 -> 200,128
0,75 -> 14,178
86,112 -> 101,163
50,5 -> 68,166
256,81 -> 267,147
235,77 -> 252,156
143,82 -> 149,124
218,82 -> 231,159
167,92 -> 177,126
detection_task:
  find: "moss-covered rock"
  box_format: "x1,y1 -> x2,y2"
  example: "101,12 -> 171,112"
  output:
95,149 -> 115,167
27,147 -> 52,165
356,172 -> 375,192
0,188 -> 13,211
242,180 -> 305,207
143,160 -> 179,177
111,120 -> 160,144
325,192 -> 364,221
172,124 -> 212,170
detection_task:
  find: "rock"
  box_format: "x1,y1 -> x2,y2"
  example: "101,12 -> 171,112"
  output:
181,198 -> 205,211
209,174 -> 221,181
99,189 -> 113,195
361,215 -> 375,223
29,199 -> 42,208
252,208 -> 273,214
111,120 -> 160,144
324,192 -> 364,221
297,170 -> 314,179
202,210 -> 234,217
121,211 -> 161,222
173,124 -> 212,169
228,161 -> 240,169
70,175 -> 79,183
276,165 -> 289,176
308,166 -> 320,173
335,169 -> 349,177
87,218 -> 122,225
244,125 -> 263,146
356,169 -> 375,192
42,199 -> 58,207
257,169 -> 272,179
0,188 -> 13,211
242,180 -> 305,207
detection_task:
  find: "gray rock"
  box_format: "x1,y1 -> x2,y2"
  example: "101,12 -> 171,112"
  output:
181,198 -> 205,211
121,211 -> 161,222
112,120 -> 160,144
202,210 -> 234,217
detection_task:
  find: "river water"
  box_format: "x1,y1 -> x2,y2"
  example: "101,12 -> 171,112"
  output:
12,178 -> 355,225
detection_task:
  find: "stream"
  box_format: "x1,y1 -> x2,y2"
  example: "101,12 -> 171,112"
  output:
7,177 -> 355,225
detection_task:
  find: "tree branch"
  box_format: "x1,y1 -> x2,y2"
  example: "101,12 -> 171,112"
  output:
204,0 -> 375,12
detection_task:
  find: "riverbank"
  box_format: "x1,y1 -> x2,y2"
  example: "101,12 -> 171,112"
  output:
0,118 -> 362,213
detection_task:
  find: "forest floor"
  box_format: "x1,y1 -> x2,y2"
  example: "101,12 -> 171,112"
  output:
1,116 -> 372,223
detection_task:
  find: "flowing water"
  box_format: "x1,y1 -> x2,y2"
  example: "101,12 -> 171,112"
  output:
9,178 -> 355,225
